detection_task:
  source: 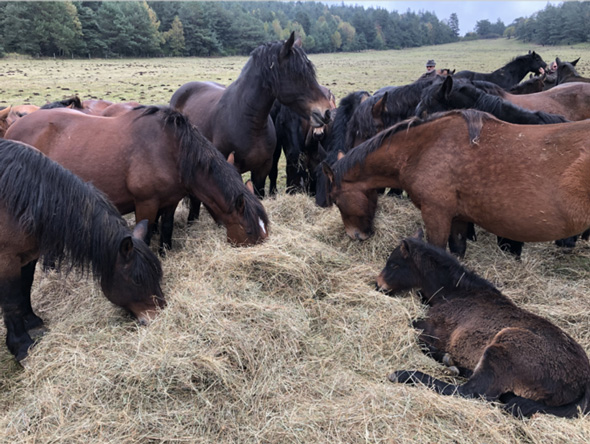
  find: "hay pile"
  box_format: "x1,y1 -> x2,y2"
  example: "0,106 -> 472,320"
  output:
1,192 -> 589,443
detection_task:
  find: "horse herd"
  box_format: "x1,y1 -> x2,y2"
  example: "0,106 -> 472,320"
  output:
2,33 -> 590,419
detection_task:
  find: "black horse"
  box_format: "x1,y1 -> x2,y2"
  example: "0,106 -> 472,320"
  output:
556,57 -> 590,84
453,51 -> 546,89
377,232 -> 590,418
0,138 -> 165,362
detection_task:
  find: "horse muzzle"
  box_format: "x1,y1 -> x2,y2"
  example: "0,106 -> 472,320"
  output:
310,109 -> 331,127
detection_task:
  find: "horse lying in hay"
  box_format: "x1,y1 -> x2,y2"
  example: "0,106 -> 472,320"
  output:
5,106 -> 269,255
376,231 -> 590,418
0,139 -> 165,362
323,109 -> 590,257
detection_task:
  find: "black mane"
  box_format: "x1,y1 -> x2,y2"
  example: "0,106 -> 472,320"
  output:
40,96 -> 83,110
333,109 -> 490,186
404,237 -> 502,294
0,139 -> 162,289
136,106 -> 269,229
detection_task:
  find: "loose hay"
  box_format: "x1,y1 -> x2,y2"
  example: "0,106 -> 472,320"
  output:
1,192 -> 590,444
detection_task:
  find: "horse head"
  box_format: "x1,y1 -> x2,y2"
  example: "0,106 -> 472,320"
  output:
376,230 -> 424,295
322,158 -> 378,241
100,220 -> 165,325
222,187 -> 270,246
269,32 -> 333,128
526,50 -> 547,75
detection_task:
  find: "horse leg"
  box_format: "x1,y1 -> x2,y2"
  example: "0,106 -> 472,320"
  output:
268,142 -> 282,196
421,207 -> 453,250
20,259 -> 46,339
0,263 -> 35,362
448,220 -> 470,258
187,196 -> 202,225
555,235 -> 578,249
497,237 -> 524,258
158,204 -> 177,256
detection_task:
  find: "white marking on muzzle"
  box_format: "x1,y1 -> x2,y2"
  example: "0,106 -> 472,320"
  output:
258,218 -> 266,235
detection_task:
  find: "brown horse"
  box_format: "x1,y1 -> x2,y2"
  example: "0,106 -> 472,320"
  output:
5,106 -> 269,254
323,109 -> 590,254
0,139 -> 165,362
376,231 -> 590,418
0,105 -> 40,137
170,32 -> 333,198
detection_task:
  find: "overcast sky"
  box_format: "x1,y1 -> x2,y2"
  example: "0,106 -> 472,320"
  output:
324,1 -> 558,35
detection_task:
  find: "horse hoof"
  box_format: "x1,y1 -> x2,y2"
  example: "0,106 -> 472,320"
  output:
28,326 -> 49,341
442,353 -> 455,367
445,366 -> 460,377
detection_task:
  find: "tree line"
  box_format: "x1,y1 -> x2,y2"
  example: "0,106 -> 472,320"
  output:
0,1 -> 460,58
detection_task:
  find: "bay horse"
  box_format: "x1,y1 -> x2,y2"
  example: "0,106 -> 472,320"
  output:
453,51 -> 546,89
170,32 -> 333,198
5,106 -> 269,254
0,105 -> 40,137
555,57 -> 590,84
376,232 -> 590,418
323,109 -> 590,256
0,138 -> 165,362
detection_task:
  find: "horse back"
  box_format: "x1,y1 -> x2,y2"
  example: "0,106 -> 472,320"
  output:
170,81 -> 225,136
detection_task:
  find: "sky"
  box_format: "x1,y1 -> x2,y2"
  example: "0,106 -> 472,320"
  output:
325,1 -> 559,35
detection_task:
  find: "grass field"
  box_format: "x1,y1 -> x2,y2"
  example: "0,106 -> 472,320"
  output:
2,38 -> 590,443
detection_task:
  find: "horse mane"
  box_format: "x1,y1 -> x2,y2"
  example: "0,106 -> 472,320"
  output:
247,38 -> 317,98
40,96 -> 83,110
0,139 -> 162,289
136,106 -> 269,228
404,237 -> 503,295
322,90 -> 370,155
333,109 -> 490,186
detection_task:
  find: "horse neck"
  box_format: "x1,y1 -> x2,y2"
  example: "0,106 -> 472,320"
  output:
224,60 -> 276,127
496,58 -> 530,85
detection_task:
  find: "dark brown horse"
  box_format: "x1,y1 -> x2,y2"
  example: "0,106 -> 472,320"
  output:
507,73 -> 546,94
376,232 -> 590,418
555,57 -> 590,84
0,139 -> 165,362
323,110 -> 590,255
453,51 -> 547,89
170,32 -> 332,198
5,106 -> 269,254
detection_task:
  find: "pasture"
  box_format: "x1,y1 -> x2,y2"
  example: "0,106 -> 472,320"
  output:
2,38 -> 590,443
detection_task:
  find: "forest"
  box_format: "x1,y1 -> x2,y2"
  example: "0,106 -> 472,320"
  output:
0,1 -> 589,59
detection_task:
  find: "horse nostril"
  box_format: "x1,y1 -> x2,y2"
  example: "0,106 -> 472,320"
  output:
324,109 -> 332,122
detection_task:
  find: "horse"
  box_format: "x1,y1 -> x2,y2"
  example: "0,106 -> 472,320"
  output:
555,57 -> 590,84
323,109 -> 590,256
269,85 -> 336,196
416,76 -> 568,125
0,138 -> 165,362
507,73 -> 546,94
376,232 -> 590,418
5,106 -> 269,255
0,104 -> 40,137
40,96 -> 84,110
170,32 -> 333,199
453,51 -> 546,89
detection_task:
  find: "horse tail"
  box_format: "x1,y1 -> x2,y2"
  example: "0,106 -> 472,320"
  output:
503,381 -> 590,418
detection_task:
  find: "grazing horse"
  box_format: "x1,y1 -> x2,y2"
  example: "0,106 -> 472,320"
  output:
453,51 -> 546,89
0,139 -> 165,362
0,105 -> 40,137
170,32 -> 332,198
376,232 -> 590,418
507,73 -> 546,94
323,109 -> 590,256
555,57 -> 590,84
5,106 -> 269,254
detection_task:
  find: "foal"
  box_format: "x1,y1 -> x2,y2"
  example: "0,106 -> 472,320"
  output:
376,232 -> 590,418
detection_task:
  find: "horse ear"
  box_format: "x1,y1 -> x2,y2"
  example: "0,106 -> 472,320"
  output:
411,228 -> 424,240
280,32 -> 296,60
556,57 -> 562,65
132,219 -> 149,241
245,179 -> 255,194
0,106 -> 10,119
441,76 -> 453,100
235,193 -> 246,214
572,57 -> 580,66
119,236 -> 134,261
322,161 -> 335,184
399,240 -> 411,259
227,151 -> 235,165
372,92 -> 388,120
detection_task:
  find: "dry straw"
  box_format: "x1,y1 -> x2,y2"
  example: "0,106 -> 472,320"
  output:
1,193 -> 589,443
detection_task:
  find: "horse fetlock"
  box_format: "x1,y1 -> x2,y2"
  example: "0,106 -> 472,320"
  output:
444,366 -> 460,377
442,353 -> 455,367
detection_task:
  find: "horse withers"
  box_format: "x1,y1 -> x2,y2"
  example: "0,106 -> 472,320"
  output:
0,139 -> 165,362
376,231 -> 590,418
